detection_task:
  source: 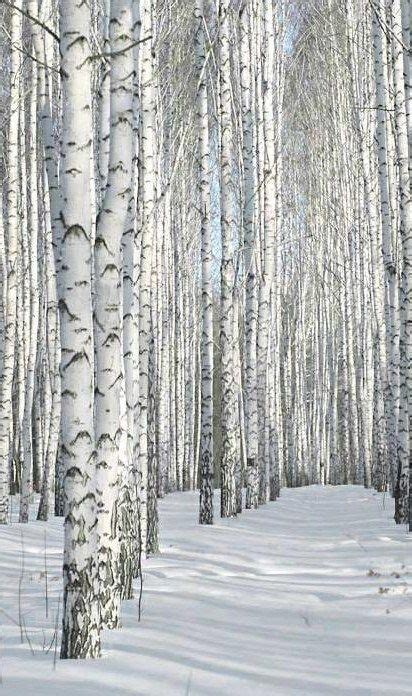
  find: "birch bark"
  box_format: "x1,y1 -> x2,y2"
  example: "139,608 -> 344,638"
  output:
219,0 -> 238,518
0,1 -> 22,524
196,0 -> 214,525
59,0 -> 100,659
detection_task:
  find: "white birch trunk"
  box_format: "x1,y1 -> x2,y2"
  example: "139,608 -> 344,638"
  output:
94,0 -> 134,625
219,0 -> 238,518
59,0 -> 100,659
195,0 -> 214,525
139,0 -> 156,553
0,1 -> 22,524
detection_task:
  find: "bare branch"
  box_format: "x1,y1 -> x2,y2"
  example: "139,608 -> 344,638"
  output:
0,0 -> 60,43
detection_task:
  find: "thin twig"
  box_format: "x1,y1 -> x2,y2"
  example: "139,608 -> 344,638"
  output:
137,514 -> 143,622
0,0 -> 60,43
44,529 -> 49,619
18,531 -> 25,644
21,617 -> 35,656
53,595 -> 61,670
368,0 -> 411,54
89,34 -> 152,61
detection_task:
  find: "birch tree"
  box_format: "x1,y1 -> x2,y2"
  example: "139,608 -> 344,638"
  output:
219,0 -> 238,518
0,0 -> 22,524
196,0 -> 214,525
94,0 -> 134,627
59,0 -> 100,659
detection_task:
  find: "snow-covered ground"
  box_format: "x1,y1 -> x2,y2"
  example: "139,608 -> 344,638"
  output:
1,486 -> 411,695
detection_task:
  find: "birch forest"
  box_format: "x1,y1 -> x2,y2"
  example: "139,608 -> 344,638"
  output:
1,0 -> 412,692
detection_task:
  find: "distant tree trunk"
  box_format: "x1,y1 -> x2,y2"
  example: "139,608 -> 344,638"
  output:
195,0 -> 214,525
139,0 -> 157,553
219,0 -> 238,518
0,1 -> 22,524
37,163 -> 61,520
240,0 -> 259,510
257,0 -> 277,504
389,0 -> 412,523
20,57 -> 40,523
372,0 -> 400,494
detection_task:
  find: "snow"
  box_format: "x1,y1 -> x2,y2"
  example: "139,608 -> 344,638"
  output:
1,486 -> 412,695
